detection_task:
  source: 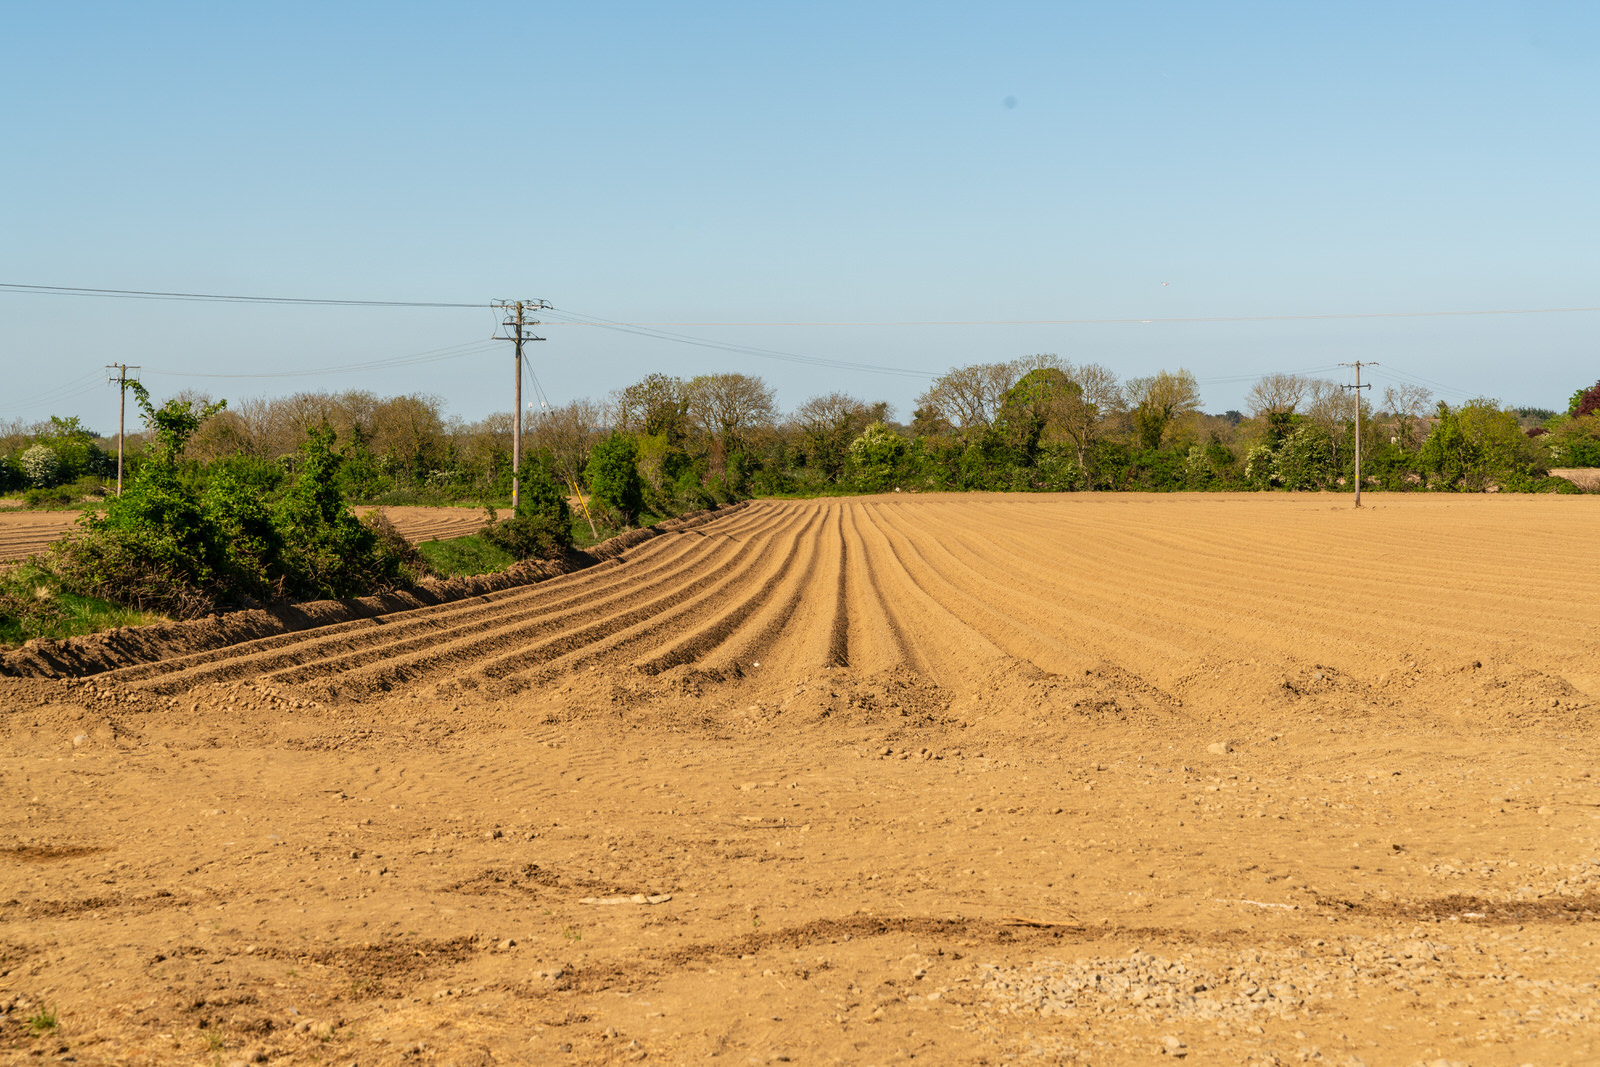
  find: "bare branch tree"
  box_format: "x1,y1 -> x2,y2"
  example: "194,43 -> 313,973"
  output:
684,373 -> 777,450
1246,373 -> 1309,418
915,361 -> 1021,442
1383,383 -> 1433,449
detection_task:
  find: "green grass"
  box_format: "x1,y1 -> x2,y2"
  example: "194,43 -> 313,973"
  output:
416,534 -> 516,577
0,564 -> 163,649
25,1004 -> 59,1034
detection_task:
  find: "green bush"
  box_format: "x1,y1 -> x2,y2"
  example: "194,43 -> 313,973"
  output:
20,444 -> 61,488
1273,425 -> 1334,490
514,449 -> 573,529
274,427 -> 422,599
478,448 -> 577,562
847,422 -> 908,492
1421,399 -> 1542,490
479,513 -> 572,561
53,394 -> 423,616
585,432 -> 645,524
24,485 -> 76,508
1544,414 -> 1600,467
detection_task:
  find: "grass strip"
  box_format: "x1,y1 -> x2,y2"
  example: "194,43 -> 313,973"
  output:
0,564 -> 164,648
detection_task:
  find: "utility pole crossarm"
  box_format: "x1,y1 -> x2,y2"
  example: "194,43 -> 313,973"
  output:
492,299 -> 552,513
1339,361 -> 1378,508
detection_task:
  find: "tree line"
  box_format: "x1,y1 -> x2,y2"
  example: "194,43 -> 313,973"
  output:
4,367 -> 1599,515
2,366 -> 1596,633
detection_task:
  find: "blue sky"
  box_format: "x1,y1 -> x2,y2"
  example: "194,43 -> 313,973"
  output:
4,1 -> 1598,430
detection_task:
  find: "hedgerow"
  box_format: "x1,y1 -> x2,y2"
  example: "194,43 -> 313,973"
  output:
48,388 -> 424,618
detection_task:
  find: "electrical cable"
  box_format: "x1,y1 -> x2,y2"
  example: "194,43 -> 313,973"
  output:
8,279 -> 1599,326
540,305 -> 1600,328
543,306 -> 934,379
143,339 -> 503,380
9,371 -> 109,412
1368,364 -> 1478,402
0,282 -> 485,308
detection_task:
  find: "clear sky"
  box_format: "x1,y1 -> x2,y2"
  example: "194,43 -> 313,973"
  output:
4,1 -> 1598,431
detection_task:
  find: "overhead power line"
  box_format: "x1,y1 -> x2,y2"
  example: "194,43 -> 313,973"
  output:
9,280 -> 1598,326
0,282 -> 484,308
144,339 -> 503,380
544,306 -> 934,378
542,305 -> 1600,327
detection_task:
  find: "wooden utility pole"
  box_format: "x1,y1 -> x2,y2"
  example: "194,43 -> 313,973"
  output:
106,363 -> 141,496
1340,361 -> 1377,507
492,300 -> 550,512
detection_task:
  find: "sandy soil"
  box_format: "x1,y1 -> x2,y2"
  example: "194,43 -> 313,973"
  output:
351,507 -> 491,545
0,513 -> 80,564
2,493 -> 1598,1066
0,507 -> 488,563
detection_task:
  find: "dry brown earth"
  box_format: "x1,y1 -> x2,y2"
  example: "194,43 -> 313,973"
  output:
2,493 -> 1598,1066
0,506 -> 488,563
0,512 -> 79,564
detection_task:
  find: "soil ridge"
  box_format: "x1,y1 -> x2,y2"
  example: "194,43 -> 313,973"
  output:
0,501 -> 746,680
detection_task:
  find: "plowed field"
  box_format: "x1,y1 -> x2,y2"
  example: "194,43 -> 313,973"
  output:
0,506 -> 487,563
0,511 -> 78,563
3,493 -> 1598,1066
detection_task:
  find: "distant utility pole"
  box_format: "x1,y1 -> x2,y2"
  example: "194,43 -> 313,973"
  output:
106,363 -> 141,496
492,299 -> 551,512
1339,361 -> 1377,507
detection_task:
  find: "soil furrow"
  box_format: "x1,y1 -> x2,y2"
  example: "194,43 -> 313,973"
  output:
634,509 -> 824,676
295,505 -> 809,695
132,521 -> 770,695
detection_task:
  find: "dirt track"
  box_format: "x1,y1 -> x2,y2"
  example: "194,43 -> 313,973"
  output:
3,493 -> 1599,1065
0,506 -> 487,563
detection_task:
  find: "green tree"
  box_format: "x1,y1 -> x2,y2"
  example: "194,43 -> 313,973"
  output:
996,368 -> 1078,464
1420,399 -> 1540,490
1567,380 -> 1600,419
274,426 -> 418,598
847,422 -> 908,492
793,392 -> 885,483
584,432 -> 645,524
1272,424 -> 1335,490
481,447 -> 575,559
615,373 -> 692,443
1125,369 -> 1201,450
